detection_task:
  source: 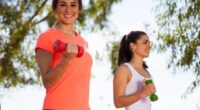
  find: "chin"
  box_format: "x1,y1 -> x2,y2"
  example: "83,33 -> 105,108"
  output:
143,54 -> 149,58
62,21 -> 75,25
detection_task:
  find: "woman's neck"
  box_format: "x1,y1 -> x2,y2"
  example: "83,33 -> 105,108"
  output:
129,57 -> 144,69
55,21 -> 75,36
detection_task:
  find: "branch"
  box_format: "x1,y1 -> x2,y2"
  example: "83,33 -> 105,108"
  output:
27,0 -> 48,23
35,12 -> 51,25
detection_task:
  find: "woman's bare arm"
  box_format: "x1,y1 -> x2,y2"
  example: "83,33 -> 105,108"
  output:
113,65 -> 154,108
36,44 -> 78,89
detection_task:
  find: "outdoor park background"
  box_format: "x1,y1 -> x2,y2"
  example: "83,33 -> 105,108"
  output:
0,0 -> 200,110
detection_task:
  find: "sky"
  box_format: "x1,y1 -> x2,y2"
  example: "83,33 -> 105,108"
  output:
1,0 -> 200,110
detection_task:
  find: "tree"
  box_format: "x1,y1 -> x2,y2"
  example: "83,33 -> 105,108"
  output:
153,0 -> 200,95
0,0 -> 122,88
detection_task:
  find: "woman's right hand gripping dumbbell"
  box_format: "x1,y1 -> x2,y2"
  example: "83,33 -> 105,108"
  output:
63,43 -> 79,59
53,40 -> 84,60
140,79 -> 156,98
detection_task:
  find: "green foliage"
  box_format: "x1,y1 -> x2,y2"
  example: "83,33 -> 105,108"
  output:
77,0 -> 122,31
0,0 -> 122,88
108,41 -> 119,74
153,0 -> 200,94
0,0 -> 49,88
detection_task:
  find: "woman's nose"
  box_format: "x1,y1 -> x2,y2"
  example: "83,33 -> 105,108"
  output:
64,5 -> 71,12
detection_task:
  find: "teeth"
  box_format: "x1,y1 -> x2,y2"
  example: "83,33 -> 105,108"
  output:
64,14 -> 73,18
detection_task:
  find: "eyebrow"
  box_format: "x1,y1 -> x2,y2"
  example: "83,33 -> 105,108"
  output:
141,39 -> 149,41
58,1 -> 66,4
58,0 -> 77,5
71,0 -> 77,4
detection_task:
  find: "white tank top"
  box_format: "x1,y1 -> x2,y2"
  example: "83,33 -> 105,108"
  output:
124,63 -> 151,110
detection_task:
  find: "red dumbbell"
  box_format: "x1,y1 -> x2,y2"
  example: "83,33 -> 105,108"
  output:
53,40 -> 84,57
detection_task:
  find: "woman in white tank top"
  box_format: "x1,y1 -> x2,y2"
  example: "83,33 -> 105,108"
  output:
113,31 -> 157,110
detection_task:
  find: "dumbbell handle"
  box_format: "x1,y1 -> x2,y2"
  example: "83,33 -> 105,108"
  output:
145,78 -> 158,102
53,40 -> 84,57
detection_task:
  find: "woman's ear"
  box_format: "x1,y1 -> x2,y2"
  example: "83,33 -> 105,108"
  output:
129,42 -> 136,50
129,42 -> 136,54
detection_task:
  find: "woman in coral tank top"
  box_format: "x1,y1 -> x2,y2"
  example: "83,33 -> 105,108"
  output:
35,0 -> 93,110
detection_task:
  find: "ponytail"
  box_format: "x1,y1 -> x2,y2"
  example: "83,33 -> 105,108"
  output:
117,35 -> 132,66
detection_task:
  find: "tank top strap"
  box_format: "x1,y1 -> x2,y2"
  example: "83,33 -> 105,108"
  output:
123,63 -> 136,75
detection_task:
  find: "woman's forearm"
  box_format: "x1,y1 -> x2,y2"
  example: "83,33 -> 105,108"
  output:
114,92 -> 144,108
42,57 -> 71,89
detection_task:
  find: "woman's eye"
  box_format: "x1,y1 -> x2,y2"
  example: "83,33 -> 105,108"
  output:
143,41 -> 151,45
60,4 -> 66,7
144,41 -> 148,44
71,4 -> 77,7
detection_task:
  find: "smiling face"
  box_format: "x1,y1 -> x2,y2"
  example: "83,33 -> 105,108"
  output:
55,0 -> 80,25
131,35 -> 151,58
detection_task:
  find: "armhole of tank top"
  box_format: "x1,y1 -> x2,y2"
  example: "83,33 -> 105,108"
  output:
123,63 -> 135,85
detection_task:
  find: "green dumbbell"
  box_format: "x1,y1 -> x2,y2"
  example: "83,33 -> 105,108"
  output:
145,78 -> 158,102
